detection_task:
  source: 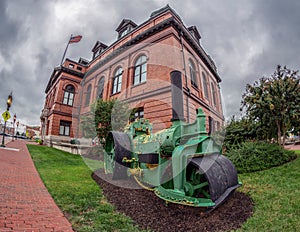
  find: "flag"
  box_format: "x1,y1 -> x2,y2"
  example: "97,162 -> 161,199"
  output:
69,35 -> 82,44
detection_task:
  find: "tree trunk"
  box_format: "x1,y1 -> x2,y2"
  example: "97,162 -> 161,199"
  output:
282,125 -> 287,146
276,120 -> 282,145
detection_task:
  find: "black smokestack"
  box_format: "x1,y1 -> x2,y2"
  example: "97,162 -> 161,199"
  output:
170,70 -> 185,121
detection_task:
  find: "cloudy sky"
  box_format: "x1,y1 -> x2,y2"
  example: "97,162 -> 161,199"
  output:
1,0 -> 299,127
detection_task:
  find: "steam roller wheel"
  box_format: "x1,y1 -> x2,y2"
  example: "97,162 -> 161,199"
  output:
189,153 -> 241,207
106,132 -> 132,180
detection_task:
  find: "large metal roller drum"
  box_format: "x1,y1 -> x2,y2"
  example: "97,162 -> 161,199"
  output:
189,154 -> 240,207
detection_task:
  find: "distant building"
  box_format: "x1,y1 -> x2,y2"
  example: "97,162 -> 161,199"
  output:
26,125 -> 41,139
41,5 -> 224,144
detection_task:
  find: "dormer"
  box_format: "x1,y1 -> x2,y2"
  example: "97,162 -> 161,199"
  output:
92,41 -> 108,59
116,19 -> 137,39
188,26 -> 201,43
78,57 -> 89,66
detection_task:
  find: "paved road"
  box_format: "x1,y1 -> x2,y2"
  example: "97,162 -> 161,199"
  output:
0,140 -> 73,232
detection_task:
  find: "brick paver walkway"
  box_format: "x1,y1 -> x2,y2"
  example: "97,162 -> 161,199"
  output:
0,140 -> 73,232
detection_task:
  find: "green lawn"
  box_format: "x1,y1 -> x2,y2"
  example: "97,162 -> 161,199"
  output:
237,150 -> 300,231
27,144 -> 139,232
28,144 -> 300,232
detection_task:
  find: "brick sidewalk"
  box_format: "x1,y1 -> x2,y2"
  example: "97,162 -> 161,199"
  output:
0,140 -> 73,232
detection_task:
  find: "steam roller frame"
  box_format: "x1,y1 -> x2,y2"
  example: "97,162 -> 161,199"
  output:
105,131 -> 241,209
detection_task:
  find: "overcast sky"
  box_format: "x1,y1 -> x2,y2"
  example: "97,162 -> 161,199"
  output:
0,0 -> 299,127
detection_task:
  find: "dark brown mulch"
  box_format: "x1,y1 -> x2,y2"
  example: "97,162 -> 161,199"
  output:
92,169 -> 254,232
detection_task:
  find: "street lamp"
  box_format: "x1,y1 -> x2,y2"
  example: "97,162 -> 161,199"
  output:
1,92 -> 13,147
12,113 -> 16,141
16,120 -> 19,140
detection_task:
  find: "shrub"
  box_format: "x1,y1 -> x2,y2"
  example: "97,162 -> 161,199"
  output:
70,139 -> 80,145
225,141 -> 297,173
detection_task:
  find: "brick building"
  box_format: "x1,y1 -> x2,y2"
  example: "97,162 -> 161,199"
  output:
40,58 -> 88,142
41,5 -> 224,143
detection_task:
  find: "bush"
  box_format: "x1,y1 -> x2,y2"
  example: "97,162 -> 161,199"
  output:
70,139 -> 80,145
225,141 -> 297,173
36,139 -> 43,145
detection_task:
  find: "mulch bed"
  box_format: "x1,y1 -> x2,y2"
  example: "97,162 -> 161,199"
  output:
92,169 -> 254,232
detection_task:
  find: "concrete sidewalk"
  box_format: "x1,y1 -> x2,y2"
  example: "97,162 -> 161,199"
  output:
285,143 -> 300,151
0,140 -> 73,232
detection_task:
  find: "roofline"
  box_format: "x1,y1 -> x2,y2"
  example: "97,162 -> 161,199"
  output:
45,65 -> 84,93
85,17 -> 221,82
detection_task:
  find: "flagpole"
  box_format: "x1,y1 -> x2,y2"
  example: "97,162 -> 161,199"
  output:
60,34 -> 72,65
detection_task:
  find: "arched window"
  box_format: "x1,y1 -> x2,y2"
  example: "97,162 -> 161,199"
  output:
63,85 -> 75,106
112,67 -> 122,94
189,59 -> 197,88
202,72 -> 209,99
85,84 -> 92,107
211,83 -> 217,106
133,55 -> 147,85
97,76 -> 105,99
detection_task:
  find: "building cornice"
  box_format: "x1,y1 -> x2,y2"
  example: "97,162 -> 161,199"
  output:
45,66 -> 84,93
85,17 -> 221,83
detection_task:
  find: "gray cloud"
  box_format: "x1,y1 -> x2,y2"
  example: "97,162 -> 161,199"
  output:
0,0 -> 299,127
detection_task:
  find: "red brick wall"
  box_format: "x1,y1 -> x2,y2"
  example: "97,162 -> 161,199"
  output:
44,9 -> 224,140
42,66 -> 82,138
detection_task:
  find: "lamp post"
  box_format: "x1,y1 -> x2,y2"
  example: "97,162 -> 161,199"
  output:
16,120 -> 19,140
1,92 -> 13,147
12,114 -> 16,141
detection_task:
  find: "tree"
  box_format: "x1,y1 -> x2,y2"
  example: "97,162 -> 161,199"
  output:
80,98 -> 131,143
222,115 -> 266,151
241,65 -> 300,145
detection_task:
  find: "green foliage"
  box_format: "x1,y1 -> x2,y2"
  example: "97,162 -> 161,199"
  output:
241,65 -> 300,145
80,99 -> 131,141
80,113 -> 97,139
27,144 -> 139,232
226,141 -> 296,173
223,116 -> 256,150
70,139 -> 80,144
110,99 -> 132,132
93,98 -> 116,141
223,115 -> 279,151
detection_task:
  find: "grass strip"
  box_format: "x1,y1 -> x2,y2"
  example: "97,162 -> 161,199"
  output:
27,144 -> 140,232
237,150 -> 300,231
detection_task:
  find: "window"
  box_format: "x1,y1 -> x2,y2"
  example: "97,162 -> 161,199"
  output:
134,55 -> 147,85
97,77 -> 105,99
59,121 -> 71,136
112,67 -> 122,94
85,84 -> 92,107
202,72 -> 209,99
120,28 -> 130,38
211,83 -> 217,106
63,85 -> 75,106
68,63 -> 74,68
189,60 -> 197,88
131,107 -> 144,122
